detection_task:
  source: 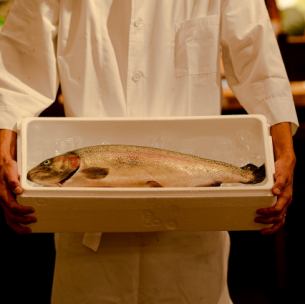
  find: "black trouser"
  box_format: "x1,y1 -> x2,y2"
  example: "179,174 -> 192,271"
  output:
0,209 -> 55,304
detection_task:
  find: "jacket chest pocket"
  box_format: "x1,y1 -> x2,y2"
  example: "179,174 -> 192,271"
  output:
175,15 -> 220,77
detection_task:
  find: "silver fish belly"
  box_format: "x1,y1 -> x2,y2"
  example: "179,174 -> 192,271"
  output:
27,144 -> 265,187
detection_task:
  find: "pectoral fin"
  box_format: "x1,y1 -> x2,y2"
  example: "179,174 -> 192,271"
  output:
146,180 -> 163,187
196,181 -> 222,187
81,167 -> 109,179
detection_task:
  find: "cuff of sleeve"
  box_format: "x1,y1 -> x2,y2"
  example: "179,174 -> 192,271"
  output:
0,108 -> 20,132
241,97 -> 299,136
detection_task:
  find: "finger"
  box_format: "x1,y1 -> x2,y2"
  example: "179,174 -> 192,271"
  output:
256,206 -> 282,217
3,208 -> 36,233
257,192 -> 291,216
272,175 -> 287,196
7,182 -> 23,195
256,207 -> 288,222
10,202 -> 35,215
11,183 -> 23,195
0,178 -> 34,213
5,161 -> 24,194
0,192 -> 35,215
257,211 -> 287,235
275,195 -> 291,214
6,175 -> 23,194
260,220 -> 285,235
6,220 -> 33,234
5,212 -> 37,225
8,196 -> 35,214
255,213 -> 284,225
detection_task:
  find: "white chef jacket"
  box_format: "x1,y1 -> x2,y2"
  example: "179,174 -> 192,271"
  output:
0,1 -> 299,304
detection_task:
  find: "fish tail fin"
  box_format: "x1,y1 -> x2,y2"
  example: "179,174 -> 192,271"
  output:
241,164 -> 266,184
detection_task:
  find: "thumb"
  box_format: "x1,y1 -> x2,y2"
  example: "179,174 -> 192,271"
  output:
272,174 -> 286,196
5,162 -> 23,194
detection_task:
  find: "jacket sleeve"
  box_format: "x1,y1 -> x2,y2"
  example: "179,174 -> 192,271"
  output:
0,0 -> 59,131
221,0 -> 299,134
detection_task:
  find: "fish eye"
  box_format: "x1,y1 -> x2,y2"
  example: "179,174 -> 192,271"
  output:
42,159 -> 51,166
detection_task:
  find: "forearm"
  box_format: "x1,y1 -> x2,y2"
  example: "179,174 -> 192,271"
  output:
256,122 -> 296,234
270,122 -> 295,161
0,129 -> 17,161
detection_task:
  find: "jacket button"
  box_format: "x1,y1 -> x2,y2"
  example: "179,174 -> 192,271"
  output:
133,18 -> 144,28
132,71 -> 144,82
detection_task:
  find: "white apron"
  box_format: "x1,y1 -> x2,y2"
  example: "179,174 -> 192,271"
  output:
52,231 -> 232,304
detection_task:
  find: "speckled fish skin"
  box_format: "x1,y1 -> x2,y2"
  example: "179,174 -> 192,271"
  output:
27,144 -> 265,187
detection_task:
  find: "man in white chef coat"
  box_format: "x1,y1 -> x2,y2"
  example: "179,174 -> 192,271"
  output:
0,1 -> 299,303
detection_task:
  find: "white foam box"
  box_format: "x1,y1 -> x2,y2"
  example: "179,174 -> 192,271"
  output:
17,115 -> 276,232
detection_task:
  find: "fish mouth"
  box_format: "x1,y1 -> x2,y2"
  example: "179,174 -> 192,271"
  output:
26,170 -> 48,182
27,167 -> 80,186
27,171 -> 33,181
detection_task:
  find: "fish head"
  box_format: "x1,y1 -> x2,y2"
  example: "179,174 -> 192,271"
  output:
27,152 -> 80,186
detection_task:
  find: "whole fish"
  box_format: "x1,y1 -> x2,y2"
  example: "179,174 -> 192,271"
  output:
27,144 -> 265,187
